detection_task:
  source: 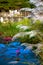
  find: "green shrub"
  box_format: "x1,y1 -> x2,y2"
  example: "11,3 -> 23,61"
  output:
32,46 -> 37,50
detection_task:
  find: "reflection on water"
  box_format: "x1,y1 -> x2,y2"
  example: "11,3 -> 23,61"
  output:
0,42 -> 40,65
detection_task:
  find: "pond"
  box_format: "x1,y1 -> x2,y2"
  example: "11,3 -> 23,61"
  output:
0,42 -> 40,65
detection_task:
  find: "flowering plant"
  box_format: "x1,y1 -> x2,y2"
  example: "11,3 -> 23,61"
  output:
3,36 -> 12,44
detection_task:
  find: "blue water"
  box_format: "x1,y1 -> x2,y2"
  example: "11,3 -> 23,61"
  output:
0,42 -> 40,65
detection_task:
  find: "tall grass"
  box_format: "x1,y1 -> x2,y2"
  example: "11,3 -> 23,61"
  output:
0,18 -> 43,44
0,18 -> 32,37
0,22 -> 19,37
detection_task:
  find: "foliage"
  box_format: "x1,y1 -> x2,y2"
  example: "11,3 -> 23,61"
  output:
32,46 -> 37,50
17,35 -> 40,44
15,18 -> 43,44
0,0 -> 35,10
0,18 -> 43,44
0,22 -> 19,37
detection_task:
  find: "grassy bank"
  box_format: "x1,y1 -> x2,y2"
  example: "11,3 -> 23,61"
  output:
0,18 -> 43,44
